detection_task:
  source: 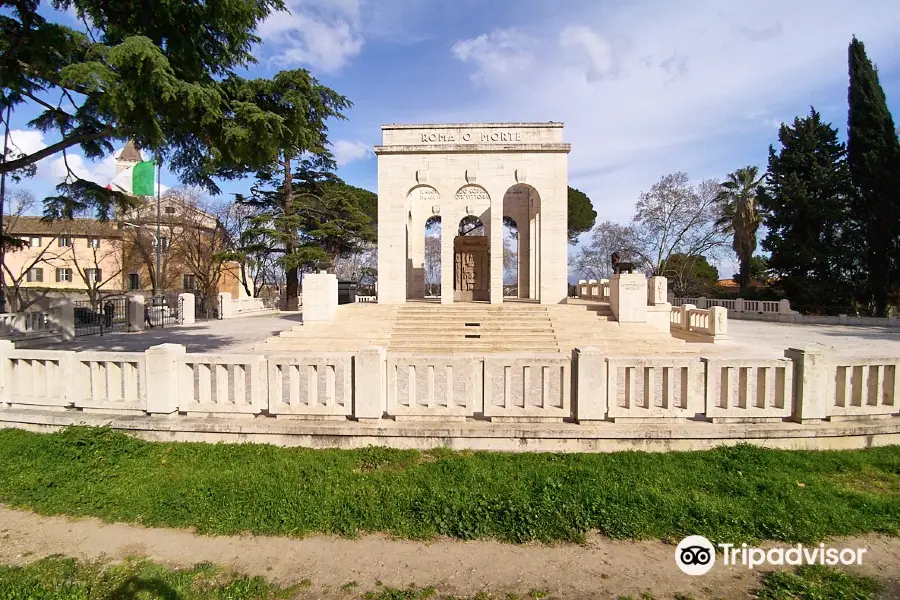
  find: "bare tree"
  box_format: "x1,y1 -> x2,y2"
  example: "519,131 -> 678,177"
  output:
1,190 -> 66,311
570,221 -> 639,280
630,172 -> 728,275
168,192 -> 234,300
333,243 -> 376,292
65,223 -> 125,309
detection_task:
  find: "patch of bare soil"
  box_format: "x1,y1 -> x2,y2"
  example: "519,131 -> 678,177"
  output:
1,506 -> 898,599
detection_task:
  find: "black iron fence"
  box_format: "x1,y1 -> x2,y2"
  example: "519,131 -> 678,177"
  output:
74,297 -> 130,337
192,294 -> 222,321
147,294 -> 181,328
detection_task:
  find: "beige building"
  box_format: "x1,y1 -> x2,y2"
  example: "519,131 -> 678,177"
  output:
375,123 -> 569,305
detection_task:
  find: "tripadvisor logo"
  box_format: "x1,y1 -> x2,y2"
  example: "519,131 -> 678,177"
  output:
675,536 -> 869,575
675,536 -> 716,576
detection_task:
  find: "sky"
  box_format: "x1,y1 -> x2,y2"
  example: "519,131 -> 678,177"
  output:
6,0 -> 900,279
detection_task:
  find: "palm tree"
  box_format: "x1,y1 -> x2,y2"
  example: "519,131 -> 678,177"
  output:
716,166 -> 766,293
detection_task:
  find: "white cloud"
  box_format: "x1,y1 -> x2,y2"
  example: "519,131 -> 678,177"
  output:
258,0 -> 364,73
452,28 -> 535,83
558,25 -> 617,82
331,140 -> 372,168
49,153 -> 118,186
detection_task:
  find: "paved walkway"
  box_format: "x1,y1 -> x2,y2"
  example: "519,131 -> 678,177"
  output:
37,309 -> 900,358
51,313 -> 303,354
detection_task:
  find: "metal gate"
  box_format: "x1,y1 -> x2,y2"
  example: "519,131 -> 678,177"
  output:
74,297 -> 130,337
192,294 -> 222,321
147,294 -> 181,328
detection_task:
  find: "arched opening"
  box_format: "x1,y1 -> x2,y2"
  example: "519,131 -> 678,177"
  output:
454,215 -> 488,302
503,184 -> 541,300
424,216 -> 442,298
405,186 -> 440,300
503,216 -> 519,297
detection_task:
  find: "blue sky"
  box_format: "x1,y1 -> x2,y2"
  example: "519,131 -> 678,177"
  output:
7,0 -> 900,277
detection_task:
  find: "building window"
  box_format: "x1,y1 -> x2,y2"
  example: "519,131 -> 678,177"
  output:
56,268 -> 72,283
87,238 -> 100,249
85,268 -> 103,284
26,268 -> 43,283
183,274 -> 197,291
29,237 -> 41,247
127,273 -> 140,290
153,236 -> 169,251
58,236 -> 71,247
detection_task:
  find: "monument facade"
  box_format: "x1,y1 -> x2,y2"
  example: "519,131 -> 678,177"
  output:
374,123 -> 570,304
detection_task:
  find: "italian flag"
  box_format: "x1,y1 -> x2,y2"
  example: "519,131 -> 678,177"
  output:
107,161 -> 155,196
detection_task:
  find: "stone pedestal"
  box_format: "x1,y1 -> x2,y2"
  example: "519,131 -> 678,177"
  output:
179,293 -> 195,325
128,294 -> 145,331
218,292 -> 234,319
302,271 -> 338,322
609,274 -> 647,323
648,276 -> 667,306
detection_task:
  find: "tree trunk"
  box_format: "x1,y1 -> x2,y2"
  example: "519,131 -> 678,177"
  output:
281,155 -> 299,310
739,254 -> 751,293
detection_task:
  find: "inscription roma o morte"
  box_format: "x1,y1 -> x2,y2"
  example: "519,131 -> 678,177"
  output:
420,131 -> 523,143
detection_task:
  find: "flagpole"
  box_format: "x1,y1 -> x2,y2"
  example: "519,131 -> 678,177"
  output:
155,159 -> 161,301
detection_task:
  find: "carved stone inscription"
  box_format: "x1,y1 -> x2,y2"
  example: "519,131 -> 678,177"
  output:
421,131 -> 523,143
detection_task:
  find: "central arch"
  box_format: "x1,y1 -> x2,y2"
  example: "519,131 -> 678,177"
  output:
452,185 -> 492,302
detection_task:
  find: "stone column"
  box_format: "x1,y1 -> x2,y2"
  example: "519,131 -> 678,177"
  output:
301,272 -> 338,322
680,304 -> 695,330
490,202 -> 503,304
574,347 -> 607,421
609,274 -> 648,323
179,292 -> 195,325
354,346 -> 386,422
734,298 -> 745,314
779,299 -> 793,314
146,343 -> 185,414
128,294 -> 145,332
218,292 -> 234,319
440,211 -> 454,304
785,347 -> 830,422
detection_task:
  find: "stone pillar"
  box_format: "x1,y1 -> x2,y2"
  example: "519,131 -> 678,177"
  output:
146,343 -> 185,414
128,294 -> 145,332
440,212 -> 455,304
667,291 -> 675,305
517,211 -> 530,298
709,306 -> 728,338
779,299 -> 793,314
680,304 -> 695,330
734,298 -> 745,314
696,296 -> 708,309
609,274 -> 648,323
785,347 -> 830,422
648,276 -> 667,306
52,298 -> 74,341
355,346 -> 385,422
301,272 -> 338,322
218,292 -> 234,319
490,203 -> 503,305
587,279 -> 598,299
179,293 -> 195,325
0,339 -> 14,406
574,347 -> 607,421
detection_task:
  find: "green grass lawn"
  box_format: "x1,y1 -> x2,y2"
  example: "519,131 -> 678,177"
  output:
0,427 -> 898,544
0,557 -> 884,600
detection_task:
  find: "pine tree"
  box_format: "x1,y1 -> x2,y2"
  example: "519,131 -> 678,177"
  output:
236,156 -> 376,309
758,109 -> 857,310
847,36 -> 900,316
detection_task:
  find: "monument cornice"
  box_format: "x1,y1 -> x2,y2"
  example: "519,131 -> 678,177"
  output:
374,143 -> 572,155
380,122 -> 564,130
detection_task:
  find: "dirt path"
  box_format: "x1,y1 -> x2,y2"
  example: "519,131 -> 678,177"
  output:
1,506 -> 899,599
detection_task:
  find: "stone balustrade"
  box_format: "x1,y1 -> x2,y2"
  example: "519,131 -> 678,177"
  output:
669,305 -> 728,341
355,295 -> 378,303
576,279 -> 610,301
0,341 -> 897,424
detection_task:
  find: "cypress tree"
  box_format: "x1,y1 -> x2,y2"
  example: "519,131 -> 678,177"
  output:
847,36 -> 900,316
758,109 -> 856,311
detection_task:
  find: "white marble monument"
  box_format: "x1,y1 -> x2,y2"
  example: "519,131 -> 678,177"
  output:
374,123 -> 570,305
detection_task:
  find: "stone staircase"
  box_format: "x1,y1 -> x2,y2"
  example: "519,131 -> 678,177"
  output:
548,302 -> 688,354
260,300 -> 688,354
